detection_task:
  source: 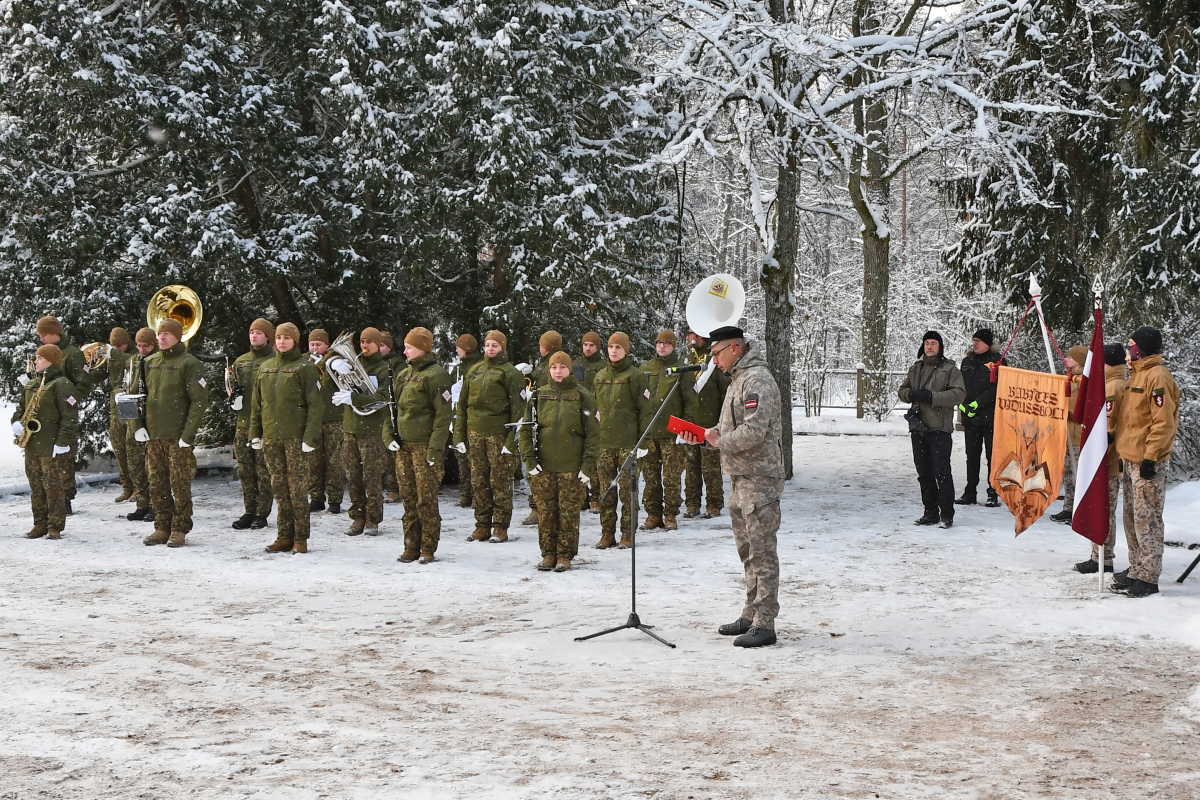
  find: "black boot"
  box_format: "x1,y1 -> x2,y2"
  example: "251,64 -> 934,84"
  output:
733,627 -> 777,648
1074,560 -> 1114,574
1049,509 -> 1072,524
231,513 -> 255,529
985,492 -> 1001,508
65,500 -> 74,516
1125,579 -> 1160,598
126,507 -> 149,522
718,618 -> 752,636
327,502 -> 342,515
954,493 -> 977,505
249,516 -> 269,529
914,512 -> 939,526
144,509 -> 155,523
1111,569 -> 1133,590
309,499 -> 326,513
938,517 -> 954,529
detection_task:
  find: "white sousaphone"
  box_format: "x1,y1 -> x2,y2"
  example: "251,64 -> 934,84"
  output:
685,273 -> 745,392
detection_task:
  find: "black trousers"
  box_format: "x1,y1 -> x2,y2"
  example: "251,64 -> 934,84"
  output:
963,424 -> 995,499
911,431 -> 955,520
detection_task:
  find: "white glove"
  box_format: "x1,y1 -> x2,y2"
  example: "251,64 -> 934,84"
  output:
309,353 -> 321,363
455,442 -> 467,454
330,358 -> 353,375
231,395 -> 244,411
17,374 -> 30,386
427,459 -> 436,467
250,437 -> 263,450
636,448 -> 649,459
527,465 -> 542,477
515,362 -> 533,375
178,439 -> 192,448
302,442 -> 315,453
332,390 -> 352,406
388,440 -> 401,452
578,471 -> 590,488
11,421 -> 23,437
53,444 -> 71,456
134,427 -> 149,443
501,446 -> 512,455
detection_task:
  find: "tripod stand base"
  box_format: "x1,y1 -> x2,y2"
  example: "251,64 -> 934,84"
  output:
575,612 -> 676,648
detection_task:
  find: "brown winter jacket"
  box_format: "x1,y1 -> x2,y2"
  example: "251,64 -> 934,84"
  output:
1115,354 -> 1179,464
1104,364 -> 1127,477
898,355 -> 966,434
717,342 -> 784,478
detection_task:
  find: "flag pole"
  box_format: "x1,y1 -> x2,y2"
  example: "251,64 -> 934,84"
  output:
1029,275 -> 1058,374
1093,277 -> 1105,593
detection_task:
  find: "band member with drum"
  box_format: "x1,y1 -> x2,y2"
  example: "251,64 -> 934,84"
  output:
230,319 -> 276,530
123,328 -> 158,522
12,344 -> 79,540
306,329 -> 344,515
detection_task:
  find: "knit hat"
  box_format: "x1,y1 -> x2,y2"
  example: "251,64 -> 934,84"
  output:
1130,326 -> 1163,358
539,330 -> 563,352
918,330 -> 944,357
109,327 -> 131,348
655,329 -> 677,345
582,331 -> 602,348
456,334 -> 478,355
276,322 -> 300,342
308,328 -> 329,345
157,318 -> 184,338
36,316 -> 63,337
1103,343 -> 1126,367
360,327 -> 382,347
972,328 -> 994,347
404,327 -> 434,353
250,318 -> 275,340
608,332 -> 631,352
485,330 -> 507,349
548,351 -> 573,368
135,327 -> 156,346
380,331 -> 394,349
36,344 -> 63,366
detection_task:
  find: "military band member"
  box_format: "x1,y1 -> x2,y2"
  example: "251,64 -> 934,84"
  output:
124,328 -> 157,522
230,318 -> 276,530
250,323 -> 323,554
684,328 -> 730,518
520,351 -> 599,572
455,329 -> 525,543
639,329 -> 698,531
332,327 -> 391,537
379,331 -> 404,504
575,331 -> 607,512
522,330 -> 566,526
307,329 -> 344,514
99,328 -> 135,502
12,344 -> 78,540
1075,343 -> 1128,574
385,327 -> 454,564
135,319 -> 210,548
450,334 -> 483,508
35,316 -> 85,514
592,332 -> 651,549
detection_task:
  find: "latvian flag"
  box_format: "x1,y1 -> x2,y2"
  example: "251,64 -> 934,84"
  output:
1071,305 -> 1109,546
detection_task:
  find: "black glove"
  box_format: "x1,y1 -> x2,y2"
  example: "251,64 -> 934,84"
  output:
1139,459 -> 1156,480
1107,432 -> 1115,445
909,389 -> 933,405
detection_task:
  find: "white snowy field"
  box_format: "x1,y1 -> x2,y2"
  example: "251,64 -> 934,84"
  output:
1,434 -> 1199,799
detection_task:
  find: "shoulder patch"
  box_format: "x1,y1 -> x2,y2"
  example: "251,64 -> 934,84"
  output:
198,377 -> 207,389
643,389 -> 651,400
66,395 -> 77,406
744,393 -> 759,412
442,389 -> 452,403
1154,394 -> 1164,408
1150,387 -> 1165,396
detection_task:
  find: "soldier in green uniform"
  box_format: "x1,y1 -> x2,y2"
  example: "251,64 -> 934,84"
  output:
306,329 -> 344,514
575,331 -> 607,512
385,327 -> 454,564
683,328 -> 730,518
639,330 -> 698,531
454,329 -> 526,543
520,351 -> 599,571
332,327 -> 391,536
135,318 -> 210,548
592,332 -> 651,549
450,334 -> 483,508
251,322 -> 323,554
522,330 -> 566,526
379,331 -> 404,504
123,328 -> 157,522
35,316 -> 86,514
12,344 -> 79,539
230,318 -> 276,530
97,328 -> 135,502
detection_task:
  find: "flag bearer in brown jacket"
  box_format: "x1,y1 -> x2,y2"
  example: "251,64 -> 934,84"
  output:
124,328 -> 157,522
1075,343 -> 1127,575
230,319 -> 276,530
306,329 -> 344,514
12,345 -> 79,539
251,323 -> 323,554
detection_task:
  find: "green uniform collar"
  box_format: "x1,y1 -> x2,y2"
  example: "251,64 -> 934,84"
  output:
547,375 -> 578,392
38,366 -> 62,381
165,342 -> 186,358
409,353 -> 437,371
361,351 -> 383,366
484,352 -> 510,367
280,347 -> 302,362
253,342 -> 273,357
611,356 -> 631,371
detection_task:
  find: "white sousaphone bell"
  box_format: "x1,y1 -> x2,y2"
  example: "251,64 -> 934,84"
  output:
684,273 -> 745,392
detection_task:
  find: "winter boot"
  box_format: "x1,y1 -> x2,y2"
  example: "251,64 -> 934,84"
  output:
25,525 -> 47,539
249,516 -> 269,530
266,536 -> 294,553
144,509 -> 156,523
490,526 -> 509,543
1049,509 -> 1072,524
46,529 -> 61,540
663,514 -> 678,531
1074,559 -> 1113,574
231,513 -> 255,529
115,489 -> 135,503
364,525 -> 380,537
1125,579 -> 1160,598
521,510 -> 539,527
596,532 -> 616,549
468,525 -> 491,542
292,540 -> 308,554
938,517 -> 954,529
418,552 -> 434,564
166,531 -> 187,548
589,501 -> 600,514
683,507 -> 699,519
554,557 -> 571,572
143,529 -> 170,546
347,519 -> 365,536
954,492 -> 977,505
398,548 -> 420,563
718,618 -> 752,636
537,555 -> 556,571
1111,570 -> 1134,591
985,491 -> 1001,508
641,513 -> 663,531
327,502 -> 342,515
126,507 -> 150,522
65,500 -> 73,516
309,499 -> 326,513
702,506 -> 721,519
617,533 -> 632,549
914,512 -> 939,526
733,627 -> 777,648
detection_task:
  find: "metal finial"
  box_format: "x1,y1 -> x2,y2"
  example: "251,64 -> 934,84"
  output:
1028,273 -> 1042,298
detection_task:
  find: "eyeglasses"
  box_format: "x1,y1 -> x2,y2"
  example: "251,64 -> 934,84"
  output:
710,342 -> 735,357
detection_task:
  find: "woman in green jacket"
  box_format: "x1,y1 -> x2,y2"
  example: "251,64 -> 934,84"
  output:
11,344 -> 79,539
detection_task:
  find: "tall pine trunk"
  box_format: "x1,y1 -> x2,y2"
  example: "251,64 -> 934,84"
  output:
763,153 -> 798,479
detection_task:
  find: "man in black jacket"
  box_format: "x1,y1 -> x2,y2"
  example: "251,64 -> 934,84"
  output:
956,329 -> 1006,507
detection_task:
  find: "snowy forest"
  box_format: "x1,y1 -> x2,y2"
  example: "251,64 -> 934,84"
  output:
1,0 -> 1197,471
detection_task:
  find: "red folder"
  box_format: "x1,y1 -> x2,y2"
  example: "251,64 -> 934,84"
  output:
667,415 -> 707,439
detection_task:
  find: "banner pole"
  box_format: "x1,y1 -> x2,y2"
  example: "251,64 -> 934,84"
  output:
1093,278 -> 1105,593
1028,275 -> 1058,375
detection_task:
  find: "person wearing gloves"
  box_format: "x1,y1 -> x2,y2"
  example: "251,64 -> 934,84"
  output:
249,323 -> 323,554
521,330 -> 568,527
384,327 -> 454,564
135,318 -> 210,548
333,327 -> 391,537
306,329 -> 345,515
378,331 -> 405,504
519,350 -> 600,572
591,332 -> 652,549
449,334 -> 484,508
454,329 -> 526,543
575,331 -> 607,512
34,316 -> 86,514
123,328 -> 158,522
229,318 -> 276,530
639,330 -> 698,532
97,327 -> 135,503
12,344 -> 79,540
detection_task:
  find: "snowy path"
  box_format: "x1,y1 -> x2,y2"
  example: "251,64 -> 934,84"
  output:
1,435 -> 1198,799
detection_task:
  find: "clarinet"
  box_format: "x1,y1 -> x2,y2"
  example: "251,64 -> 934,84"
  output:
387,360 -> 401,444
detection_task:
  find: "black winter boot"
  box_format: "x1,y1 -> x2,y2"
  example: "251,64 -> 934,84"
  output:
231,514 -> 255,529
1125,579 -> 1160,598
327,502 -> 342,515
249,516 -> 269,529
914,512 -> 939,526
733,627 -> 777,648
1074,560 -> 1114,574
309,499 -> 325,512
954,492 -> 977,505
1049,509 -> 1072,524
126,507 -> 150,522
718,618 -> 752,636
985,492 -> 1001,508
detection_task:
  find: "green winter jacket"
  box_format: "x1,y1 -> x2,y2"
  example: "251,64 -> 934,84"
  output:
688,344 -> 731,428
641,350 -> 699,439
519,375 -> 600,476
385,353 -> 454,462
573,351 -> 606,392
95,347 -> 133,412
230,344 -> 275,428
141,342 -> 210,443
249,348 -> 323,447
455,351 -> 526,450
342,351 -> 391,437
593,356 -> 651,451
57,339 -> 88,396
532,348 -> 563,389
312,351 -> 340,423
11,367 -> 79,458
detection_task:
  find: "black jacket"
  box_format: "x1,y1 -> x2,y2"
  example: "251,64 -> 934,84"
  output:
958,344 -> 1006,427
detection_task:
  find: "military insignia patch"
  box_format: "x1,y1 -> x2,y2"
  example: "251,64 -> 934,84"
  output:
442,390 -> 452,402
644,389 -> 651,400
1105,400 -> 1113,413
708,278 -> 729,299
66,395 -> 77,406
1154,394 -> 1164,408
198,377 -> 207,388
745,394 -> 758,411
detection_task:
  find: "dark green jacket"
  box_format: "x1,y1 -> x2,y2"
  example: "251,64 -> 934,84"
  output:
342,351 -> 391,437
688,344 -> 731,428
249,348 -> 323,446
641,350 -> 698,439
385,353 -> 454,462
455,351 -> 526,450
94,347 -> 133,412
450,352 -> 483,385
574,351 -> 606,392
519,375 -> 599,476
593,357 -> 651,451
231,344 -> 275,428
57,339 -> 88,395
121,350 -> 154,425
141,342 -> 210,443
12,367 -> 79,458
313,351 -> 340,423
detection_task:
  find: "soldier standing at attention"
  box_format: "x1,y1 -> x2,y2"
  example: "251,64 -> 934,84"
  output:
450,334 -> 483,508
576,331 -> 607,513
124,328 -> 157,522
230,318 -> 276,530
100,327 -> 135,503
454,330 -> 525,544
136,318 -> 210,548
1075,343 -> 1128,575
683,328 -> 730,519
386,327 -> 454,564
12,344 -> 78,540
332,327 -> 391,537
35,316 -> 85,515
520,350 -> 599,572
251,322 -> 323,554
522,330 -> 566,527
379,331 -> 404,504
592,332 -> 650,549
639,330 -> 697,531
306,329 -> 344,514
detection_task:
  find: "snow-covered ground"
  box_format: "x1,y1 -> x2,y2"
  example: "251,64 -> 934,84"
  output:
1,433 -> 1198,799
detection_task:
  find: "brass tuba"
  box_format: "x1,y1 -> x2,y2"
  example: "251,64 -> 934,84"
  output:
326,333 -> 388,416
81,342 -> 111,373
146,284 -> 203,344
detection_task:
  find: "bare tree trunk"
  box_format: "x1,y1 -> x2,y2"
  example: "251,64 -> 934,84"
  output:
763,154 -> 798,479
233,168 -> 305,326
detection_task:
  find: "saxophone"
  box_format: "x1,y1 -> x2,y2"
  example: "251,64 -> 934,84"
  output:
16,375 -> 47,448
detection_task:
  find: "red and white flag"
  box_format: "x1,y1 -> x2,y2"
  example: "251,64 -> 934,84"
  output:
1071,305 -> 1109,546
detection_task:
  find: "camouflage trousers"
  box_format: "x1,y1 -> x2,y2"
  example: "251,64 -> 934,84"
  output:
640,436 -> 687,517
1062,438 -> 1080,513
55,433 -> 78,501
730,475 -> 783,631
456,448 -> 472,504
1121,457 -> 1170,583
684,444 -> 724,512
468,431 -> 517,527
308,420 -> 345,505
396,442 -> 444,554
343,432 -> 385,526
532,472 -> 586,558
109,407 -> 132,494
265,439 -> 311,541
235,426 -> 273,517
1089,473 -> 1122,566
596,447 -> 638,537
26,453 -> 65,531
146,440 -> 197,534
125,421 -> 150,510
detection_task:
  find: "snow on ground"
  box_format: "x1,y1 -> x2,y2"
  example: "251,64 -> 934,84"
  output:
1,435 -> 1198,799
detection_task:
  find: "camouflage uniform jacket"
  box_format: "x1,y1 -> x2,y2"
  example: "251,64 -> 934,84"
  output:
1104,364 -> 1127,477
455,351 -> 526,451
897,354 -> 966,434
592,356 -> 651,451
342,351 -> 391,437
385,353 -> 454,463
140,342 -> 210,443
231,344 -> 275,428
574,351 -> 606,392
12,367 -> 79,458
641,350 -> 698,439
518,374 -> 600,476
1115,354 -> 1179,463
717,343 -> 784,478
688,343 -> 731,429
249,348 -> 323,447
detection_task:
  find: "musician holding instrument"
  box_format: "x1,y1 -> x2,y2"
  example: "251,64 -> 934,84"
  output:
330,327 -> 391,537
90,328 -> 136,503
229,319 -> 276,531
121,328 -> 158,522
379,331 -> 405,505
449,335 -> 483,509
306,329 -> 345,515
12,344 -> 79,540
683,328 -> 731,520
35,316 -> 86,514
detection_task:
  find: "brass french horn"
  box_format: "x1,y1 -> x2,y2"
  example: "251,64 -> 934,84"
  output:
81,342 -> 111,373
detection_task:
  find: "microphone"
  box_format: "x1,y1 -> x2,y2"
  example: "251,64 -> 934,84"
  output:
665,364 -> 706,375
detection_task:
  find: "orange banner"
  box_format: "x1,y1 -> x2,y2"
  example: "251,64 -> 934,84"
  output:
990,366 -> 1070,534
